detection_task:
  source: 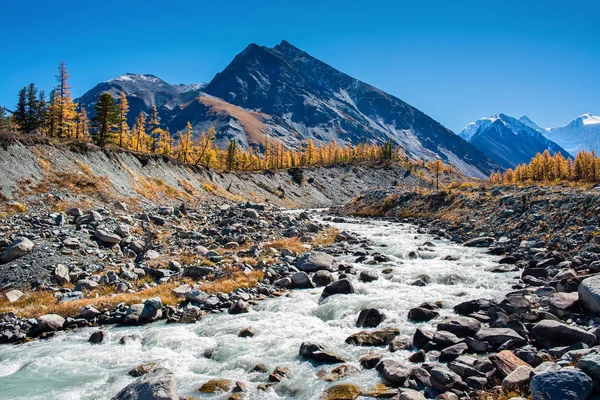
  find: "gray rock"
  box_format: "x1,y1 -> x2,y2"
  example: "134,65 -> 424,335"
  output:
356,308 -> 386,328
94,229 -> 122,244
184,289 -> 209,304
299,341 -> 346,363
439,342 -> 468,362
430,367 -> 461,392
376,359 -> 409,385
144,250 -> 160,260
408,307 -> 439,322
321,278 -> 354,298
359,270 -> 379,282
579,275 -> 600,316
531,320 -> 597,348
474,327 -> 526,348
548,292 -> 580,317
37,314 -> 65,331
229,299 -> 249,314
1,237 -> 34,263
89,330 -> 108,344
502,365 -> 533,392
463,237 -> 494,247
290,271 -> 315,288
54,264 -> 70,284
576,354 -> 600,382
297,252 -> 334,272
530,370 -> 592,400
111,366 -> 178,400
242,209 -> 259,219
5,289 -> 24,303
75,279 -> 98,291
312,270 -> 334,287
437,316 -> 481,337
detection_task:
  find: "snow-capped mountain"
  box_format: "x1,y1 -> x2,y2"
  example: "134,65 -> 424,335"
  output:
459,114 -> 570,170
78,41 -> 499,177
544,114 -> 600,155
77,74 -> 206,127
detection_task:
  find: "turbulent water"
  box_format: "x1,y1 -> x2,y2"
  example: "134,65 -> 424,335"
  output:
0,216 -> 518,399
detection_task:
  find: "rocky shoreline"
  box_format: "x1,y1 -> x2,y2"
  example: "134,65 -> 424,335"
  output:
331,185 -> 600,399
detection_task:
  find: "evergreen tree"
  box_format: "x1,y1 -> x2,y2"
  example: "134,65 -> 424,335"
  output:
226,139 -> 238,171
0,106 -> 10,131
75,101 -> 90,140
54,61 -> 76,137
91,93 -> 119,147
147,105 -> 160,152
117,91 -> 129,147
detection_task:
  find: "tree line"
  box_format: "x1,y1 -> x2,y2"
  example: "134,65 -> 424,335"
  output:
0,62 -> 416,171
490,150 -> 600,184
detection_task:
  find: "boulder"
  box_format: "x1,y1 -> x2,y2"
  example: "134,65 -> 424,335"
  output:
359,270 -> 379,282
53,264 -> 70,284
530,320 -> 597,348
439,342 -> 468,362
229,300 -> 249,314
322,279 -> 355,299
502,365 -> 533,392
111,366 -> 178,400
1,237 -> 34,263
463,237 -> 494,247
299,342 -> 346,363
489,350 -> 531,377
312,270 -> 334,287
576,353 -> 600,382
129,363 -> 158,377
408,307 -> 439,322
413,328 -> 434,348
376,359 -> 409,385
322,383 -> 361,400
345,328 -> 400,346
75,279 -> 98,291
290,272 -> 315,289
548,292 -> 580,317
474,327 -> 526,348
297,252 -> 334,272
321,364 -> 360,381
5,289 -> 24,303
430,367 -> 461,392
356,308 -> 386,328
437,316 -> 481,338
579,275 -> 600,316
196,379 -> 232,393
89,330 -> 108,344
530,370 -> 593,400
242,209 -> 259,219
37,314 -> 65,332
94,229 -> 122,244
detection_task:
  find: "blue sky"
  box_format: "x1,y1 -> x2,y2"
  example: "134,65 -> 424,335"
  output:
1,0 -> 598,133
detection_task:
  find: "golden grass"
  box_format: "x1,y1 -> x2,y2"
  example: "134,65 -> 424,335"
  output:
199,270 -> 264,294
264,237 -> 308,254
313,227 -> 340,246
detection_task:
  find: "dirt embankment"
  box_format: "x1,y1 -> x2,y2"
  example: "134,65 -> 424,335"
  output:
0,135 -> 426,211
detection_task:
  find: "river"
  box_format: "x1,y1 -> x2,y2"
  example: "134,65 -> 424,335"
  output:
0,216 -> 517,399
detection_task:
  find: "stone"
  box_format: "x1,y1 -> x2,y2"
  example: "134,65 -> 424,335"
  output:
5,289 -> 24,303
144,250 -> 160,260
242,209 -> 259,219
489,350 -> 531,377
345,328 -> 400,346
183,265 -> 212,279
238,327 -> 256,338
431,330 -> 462,348
548,292 -> 580,317
500,296 -> 532,314
62,237 -> 80,249
268,366 -> 289,382
530,370 -> 593,400
299,342 -> 346,363
474,327 -> 526,348
502,365 -> 533,392
197,379 -> 232,393
408,307 -> 439,322
37,314 -> 65,332
229,300 -> 249,314
94,229 -> 122,244
1,237 -> 34,263
437,316 -> 481,337
89,330 -> 108,344
389,336 -> 411,352
290,271 -> 315,288
184,289 -> 209,304
579,275 -> 600,316
399,389 -> 427,400
439,342 -> 468,362
322,364 -> 360,381
360,353 -> 383,369
359,270 -> 379,282
129,363 -> 158,377
79,306 -> 101,320
530,320 -> 597,348
576,354 -> 600,382
312,270 -> 334,287
413,328 -> 434,348
356,308 -> 385,328
463,237 -> 494,247
322,383 -> 361,400
297,252 -> 334,272
54,264 -> 70,284
75,279 -> 98,291
322,279 -> 355,299
430,367 -> 461,392
376,359 -> 409,385
111,366 -> 178,400
409,350 -> 426,363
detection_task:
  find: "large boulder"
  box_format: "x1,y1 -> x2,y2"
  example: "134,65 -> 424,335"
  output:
111,366 -> 178,400
437,316 -> 481,338
376,359 -> 409,386
37,314 -> 65,332
576,354 -> 600,382
463,237 -> 494,247
322,279 -> 355,299
299,342 -> 346,363
356,308 -> 386,328
489,350 -> 531,377
322,383 -> 361,400
579,275 -> 600,315
502,365 -> 533,392
5,289 -> 24,303
297,252 -> 334,272
1,237 -> 34,263
94,229 -> 122,245
312,270 -> 334,287
474,327 -> 526,348
290,272 -> 315,289
53,264 -> 70,284
530,370 -> 593,400
346,328 -> 400,346
530,320 -> 597,348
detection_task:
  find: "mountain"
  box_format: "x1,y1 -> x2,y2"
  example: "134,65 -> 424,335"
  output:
77,74 -> 206,126
459,114 -> 570,170
78,41 -> 499,177
544,114 -> 600,155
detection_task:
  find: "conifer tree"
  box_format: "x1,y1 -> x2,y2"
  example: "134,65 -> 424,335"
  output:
177,122 -> 193,163
91,93 -> 119,147
0,106 -> 10,131
117,91 -> 130,148
75,102 -> 90,140
14,84 -> 44,134
147,105 -> 160,152
54,61 -> 77,137
226,139 -> 238,170
193,126 -> 216,167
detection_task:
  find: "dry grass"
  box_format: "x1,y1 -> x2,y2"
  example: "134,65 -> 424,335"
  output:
264,237 -> 308,254
199,270 -> 264,294
313,227 -> 340,246
0,283 -> 181,319
0,201 -> 28,215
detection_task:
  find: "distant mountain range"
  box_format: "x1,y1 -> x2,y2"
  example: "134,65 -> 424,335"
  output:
77,40 -> 498,178
459,113 -> 600,169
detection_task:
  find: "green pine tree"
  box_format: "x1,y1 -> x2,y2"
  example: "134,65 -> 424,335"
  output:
91,93 -> 120,147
